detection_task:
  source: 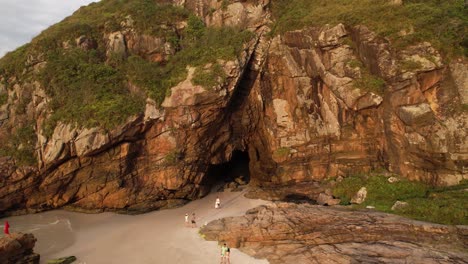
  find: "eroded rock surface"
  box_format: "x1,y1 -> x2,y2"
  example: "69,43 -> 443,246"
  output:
201,203 -> 468,264
0,233 -> 40,264
0,0 -> 467,216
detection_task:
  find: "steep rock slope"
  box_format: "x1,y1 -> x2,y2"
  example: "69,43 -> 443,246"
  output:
0,0 -> 467,215
245,24 -> 467,194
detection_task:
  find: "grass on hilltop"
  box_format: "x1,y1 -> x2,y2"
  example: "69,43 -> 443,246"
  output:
270,0 -> 467,58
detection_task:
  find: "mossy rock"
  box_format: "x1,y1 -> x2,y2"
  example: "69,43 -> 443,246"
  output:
47,256 -> 77,264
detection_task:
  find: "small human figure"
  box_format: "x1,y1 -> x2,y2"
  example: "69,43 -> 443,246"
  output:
215,197 -> 221,209
226,246 -> 231,264
191,213 -> 196,228
3,221 -> 10,236
184,213 -> 189,227
220,243 -> 228,263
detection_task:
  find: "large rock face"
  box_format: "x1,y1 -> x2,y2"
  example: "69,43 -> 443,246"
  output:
0,233 -> 40,264
0,0 -> 467,215
200,203 -> 468,264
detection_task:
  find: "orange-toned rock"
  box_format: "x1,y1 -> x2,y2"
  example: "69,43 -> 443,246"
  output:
0,0 -> 466,217
0,233 -> 39,264
201,203 -> 468,264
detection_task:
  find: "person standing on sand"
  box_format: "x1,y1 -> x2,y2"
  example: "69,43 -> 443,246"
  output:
3,221 -> 10,236
191,213 -> 196,228
215,197 -> 221,209
226,246 -> 231,264
185,213 -> 189,227
220,243 -> 228,263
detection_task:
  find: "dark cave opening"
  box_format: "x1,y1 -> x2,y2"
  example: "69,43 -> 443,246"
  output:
204,150 -> 251,192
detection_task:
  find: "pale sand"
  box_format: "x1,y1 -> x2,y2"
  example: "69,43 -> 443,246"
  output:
3,190 -> 270,264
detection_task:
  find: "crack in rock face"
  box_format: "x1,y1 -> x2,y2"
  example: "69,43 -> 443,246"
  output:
200,203 -> 468,264
0,0 -> 467,217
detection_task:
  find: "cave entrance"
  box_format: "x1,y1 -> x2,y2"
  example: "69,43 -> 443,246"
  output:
205,150 -> 250,192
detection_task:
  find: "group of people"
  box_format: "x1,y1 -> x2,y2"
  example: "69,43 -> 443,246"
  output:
183,196 -> 230,263
220,243 -> 231,264
185,213 -> 197,228
184,196 -> 223,228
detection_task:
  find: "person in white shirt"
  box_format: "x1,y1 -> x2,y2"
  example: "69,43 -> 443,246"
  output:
215,197 -> 221,209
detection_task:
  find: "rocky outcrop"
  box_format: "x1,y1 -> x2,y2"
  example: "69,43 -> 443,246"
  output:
0,0 -> 272,215
0,233 -> 40,264
245,24 -> 467,190
0,0 -> 467,216
200,203 -> 468,264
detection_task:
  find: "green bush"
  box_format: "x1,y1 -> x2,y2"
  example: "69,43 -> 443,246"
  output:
270,0 -> 467,58
461,104 -> 468,112
400,59 -> 423,71
332,175 -> 467,225
0,123 -> 37,165
40,48 -> 144,132
221,0 -> 230,11
0,44 -> 29,77
353,73 -> 386,95
192,63 -> 227,89
346,58 -> 386,95
125,55 -> 186,104
332,175 -> 366,205
0,93 -> 7,105
276,147 -> 291,156
346,59 -> 363,69
164,149 -> 179,165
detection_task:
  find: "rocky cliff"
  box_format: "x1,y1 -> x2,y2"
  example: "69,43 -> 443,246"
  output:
0,233 -> 40,264
0,0 -> 467,215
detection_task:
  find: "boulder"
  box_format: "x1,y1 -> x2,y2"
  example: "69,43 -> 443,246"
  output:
316,192 -> 341,206
351,187 -> 367,204
106,32 -> 127,59
391,201 -> 409,211
398,103 -> 433,126
387,176 -> 399,183
0,233 -> 40,264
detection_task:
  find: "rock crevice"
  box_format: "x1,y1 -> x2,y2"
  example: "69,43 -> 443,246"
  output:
0,0 -> 467,215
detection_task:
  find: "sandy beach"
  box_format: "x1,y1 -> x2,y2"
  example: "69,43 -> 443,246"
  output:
2,190 -> 270,264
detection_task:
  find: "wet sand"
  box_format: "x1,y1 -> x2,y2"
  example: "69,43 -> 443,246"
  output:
1,190 -> 270,264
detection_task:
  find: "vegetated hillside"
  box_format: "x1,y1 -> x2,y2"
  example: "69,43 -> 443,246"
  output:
0,0 -> 253,164
270,0 -> 467,57
0,0 -> 466,165
0,0 -> 466,217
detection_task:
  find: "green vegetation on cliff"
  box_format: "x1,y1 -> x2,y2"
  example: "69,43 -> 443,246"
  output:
270,0 -> 467,57
31,0 -> 189,51
0,93 -> 7,105
332,175 -> 468,225
0,0 -> 253,135
0,123 -> 37,165
40,48 -> 145,133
